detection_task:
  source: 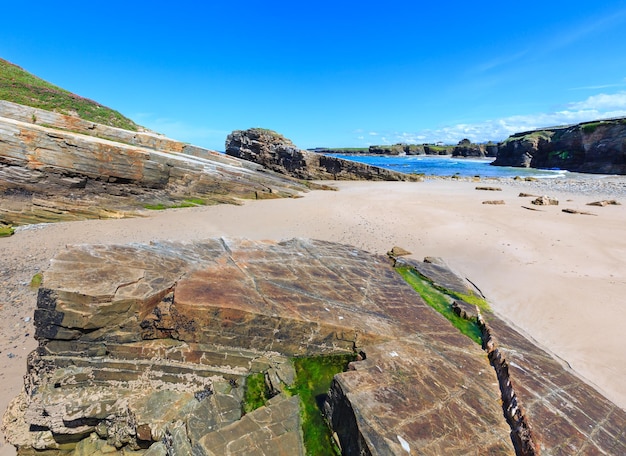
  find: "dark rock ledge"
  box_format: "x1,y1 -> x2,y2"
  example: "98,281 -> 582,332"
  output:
2,239 -> 625,455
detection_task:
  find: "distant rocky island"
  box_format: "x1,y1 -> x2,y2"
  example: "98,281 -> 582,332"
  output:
311,138 -> 498,158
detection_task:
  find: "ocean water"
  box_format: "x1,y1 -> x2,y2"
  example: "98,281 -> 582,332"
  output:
331,154 -> 567,179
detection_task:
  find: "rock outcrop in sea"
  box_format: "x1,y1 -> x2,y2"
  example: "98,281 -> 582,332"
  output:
225,128 -> 422,181
492,118 -> 626,174
0,101 -> 312,227
3,239 -> 624,455
312,139 -> 498,158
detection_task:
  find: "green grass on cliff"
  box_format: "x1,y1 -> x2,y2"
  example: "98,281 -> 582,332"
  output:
395,267 -> 483,344
0,58 -> 139,130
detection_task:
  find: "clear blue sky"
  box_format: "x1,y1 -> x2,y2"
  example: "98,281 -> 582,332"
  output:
2,1 -> 626,151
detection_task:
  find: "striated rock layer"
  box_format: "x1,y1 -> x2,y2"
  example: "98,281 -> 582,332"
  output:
0,103 -> 313,226
4,238 -> 511,455
401,257 -> 626,455
225,128 -> 422,181
3,239 -> 625,455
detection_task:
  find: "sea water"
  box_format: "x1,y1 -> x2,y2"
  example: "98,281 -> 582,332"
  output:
330,154 -> 567,179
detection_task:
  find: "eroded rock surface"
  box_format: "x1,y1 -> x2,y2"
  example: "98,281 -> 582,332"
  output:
4,239 -> 624,455
0,105 -> 311,226
225,128 -> 422,181
402,257 -> 626,455
4,239 -> 510,455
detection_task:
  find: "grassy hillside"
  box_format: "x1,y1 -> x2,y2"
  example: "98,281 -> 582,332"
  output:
0,58 -> 139,131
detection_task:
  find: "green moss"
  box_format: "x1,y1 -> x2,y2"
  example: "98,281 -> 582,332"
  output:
0,58 -> 139,131
426,145 -> 452,152
548,150 -> 572,161
395,267 -> 483,344
30,273 -> 43,288
581,122 -> 604,134
241,354 -> 355,455
180,197 -> 206,206
144,203 -> 167,210
288,354 -> 356,456
144,198 -> 206,210
504,130 -> 553,144
243,373 -> 271,413
0,224 -> 15,237
447,290 -> 490,313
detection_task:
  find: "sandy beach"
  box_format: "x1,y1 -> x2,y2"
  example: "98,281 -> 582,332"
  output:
2,177 -> 626,454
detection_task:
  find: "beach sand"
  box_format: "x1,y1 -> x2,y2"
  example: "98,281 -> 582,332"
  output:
2,178 -> 625,454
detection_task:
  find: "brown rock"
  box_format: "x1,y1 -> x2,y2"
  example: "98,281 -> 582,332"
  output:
532,195 -> 559,206
482,200 -> 506,205
0,112 -> 311,226
587,199 -> 621,206
562,208 -> 597,215
387,246 -> 412,257
225,128 -> 422,182
475,186 -> 502,191
4,238 -> 625,455
3,238 -> 511,454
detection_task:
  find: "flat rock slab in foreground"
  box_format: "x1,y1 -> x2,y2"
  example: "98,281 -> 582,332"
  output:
3,239 -> 624,454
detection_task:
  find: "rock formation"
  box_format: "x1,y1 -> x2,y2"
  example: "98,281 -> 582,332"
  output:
312,140 -> 498,158
225,129 -> 422,181
0,102 -> 313,226
451,139 -> 498,158
492,118 -> 626,174
4,239 -> 625,455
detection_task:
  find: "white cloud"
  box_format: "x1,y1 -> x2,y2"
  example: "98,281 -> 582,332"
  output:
567,91 -> 626,110
373,92 -> 626,145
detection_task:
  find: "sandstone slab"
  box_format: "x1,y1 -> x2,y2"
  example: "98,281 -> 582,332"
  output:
4,239 -> 513,455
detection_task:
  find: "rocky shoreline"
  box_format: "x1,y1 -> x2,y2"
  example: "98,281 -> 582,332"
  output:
425,174 -> 626,199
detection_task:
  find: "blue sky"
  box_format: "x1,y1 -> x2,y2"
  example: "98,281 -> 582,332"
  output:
2,1 -> 626,151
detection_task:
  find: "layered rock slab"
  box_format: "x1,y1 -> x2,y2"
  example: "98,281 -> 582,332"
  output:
0,113 -> 310,226
403,257 -> 626,455
4,238 -> 513,455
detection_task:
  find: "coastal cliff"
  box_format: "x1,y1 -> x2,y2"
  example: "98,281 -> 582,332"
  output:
0,101 -> 312,227
492,118 -> 626,173
225,128 -> 422,181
